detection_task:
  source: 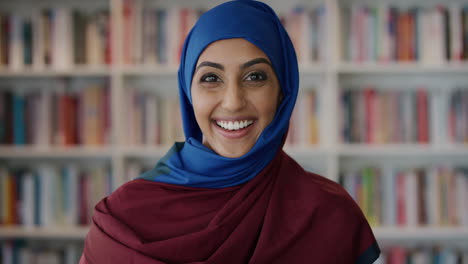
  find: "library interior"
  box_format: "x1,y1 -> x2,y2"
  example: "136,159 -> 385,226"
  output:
0,0 -> 468,263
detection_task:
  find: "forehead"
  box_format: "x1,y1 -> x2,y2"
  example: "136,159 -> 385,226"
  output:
196,38 -> 271,65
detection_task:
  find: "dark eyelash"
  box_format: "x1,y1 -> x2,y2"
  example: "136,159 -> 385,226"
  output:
200,73 -> 220,83
246,71 -> 267,81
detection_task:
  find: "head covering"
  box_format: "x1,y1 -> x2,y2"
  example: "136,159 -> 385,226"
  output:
140,0 -> 299,187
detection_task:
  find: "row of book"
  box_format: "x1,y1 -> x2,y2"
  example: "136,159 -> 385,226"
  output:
285,90 -> 319,146
341,87 -> 430,144
345,4 -> 468,63
0,241 -> 82,264
122,1 -> 327,65
0,82 -> 111,146
448,89 -> 468,144
377,247 -> 468,264
0,164 -> 112,227
276,5 -> 327,64
0,9 -> 111,70
125,88 -> 184,146
340,166 -> 468,227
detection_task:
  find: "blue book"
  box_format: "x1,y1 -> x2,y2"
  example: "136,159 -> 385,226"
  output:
34,172 -> 41,226
13,93 -> 26,145
23,20 -> 33,65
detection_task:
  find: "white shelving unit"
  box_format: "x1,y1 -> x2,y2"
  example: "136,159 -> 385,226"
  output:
1,0 -> 467,254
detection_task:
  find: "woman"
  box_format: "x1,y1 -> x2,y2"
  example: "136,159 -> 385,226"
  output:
81,0 -> 380,263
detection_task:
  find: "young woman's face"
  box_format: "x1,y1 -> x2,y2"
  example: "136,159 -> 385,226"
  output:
191,38 -> 281,158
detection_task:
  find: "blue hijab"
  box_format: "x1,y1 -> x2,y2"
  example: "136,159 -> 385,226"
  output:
140,0 -> 299,188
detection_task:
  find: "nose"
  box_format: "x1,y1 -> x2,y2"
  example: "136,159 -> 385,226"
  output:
221,80 -> 246,112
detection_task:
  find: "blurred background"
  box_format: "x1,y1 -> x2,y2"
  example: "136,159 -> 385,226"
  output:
0,0 -> 467,263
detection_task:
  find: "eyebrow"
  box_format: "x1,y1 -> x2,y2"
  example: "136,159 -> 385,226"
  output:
194,57 -> 273,74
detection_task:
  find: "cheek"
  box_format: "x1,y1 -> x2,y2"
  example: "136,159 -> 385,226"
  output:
254,89 -> 280,123
192,93 -> 216,129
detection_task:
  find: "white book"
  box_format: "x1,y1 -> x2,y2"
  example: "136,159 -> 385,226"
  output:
36,88 -> 52,146
377,3 -> 389,61
412,250 -> 430,264
405,169 -> 418,226
65,244 -> 79,264
382,166 -> 396,226
343,170 -> 356,201
52,8 -> 72,69
420,9 -> 430,64
402,90 -> 414,143
9,14 -> 24,71
449,4 -> 463,61
145,93 -> 158,145
38,165 -> 55,226
21,171 -> 35,227
64,164 -> 79,226
430,89 -> 445,146
86,17 -> 100,65
428,8 -> 445,65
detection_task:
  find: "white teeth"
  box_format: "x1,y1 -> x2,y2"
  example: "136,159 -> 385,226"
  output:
216,120 -> 254,131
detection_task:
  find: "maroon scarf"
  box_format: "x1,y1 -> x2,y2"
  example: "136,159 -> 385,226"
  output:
81,151 -> 379,263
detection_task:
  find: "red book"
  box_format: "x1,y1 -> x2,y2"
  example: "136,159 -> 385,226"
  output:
416,169 -> 427,225
65,94 -> 79,145
105,14 -> 112,65
56,92 -> 66,145
122,0 -> 133,64
408,10 -> 416,60
79,173 -> 90,225
364,87 -> 376,144
416,89 -> 429,143
388,247 -> 406,264
396,171 -> 406,226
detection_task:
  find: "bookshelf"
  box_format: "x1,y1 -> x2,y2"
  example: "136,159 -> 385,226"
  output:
1,0 -> 468,262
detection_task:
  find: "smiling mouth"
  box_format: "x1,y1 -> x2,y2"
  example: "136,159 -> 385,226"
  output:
215,120 -> 254,131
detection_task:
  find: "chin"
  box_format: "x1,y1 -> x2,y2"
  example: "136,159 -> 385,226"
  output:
216,145 -> 252,158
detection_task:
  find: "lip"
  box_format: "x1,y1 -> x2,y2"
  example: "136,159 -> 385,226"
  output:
212,119 -> 256,139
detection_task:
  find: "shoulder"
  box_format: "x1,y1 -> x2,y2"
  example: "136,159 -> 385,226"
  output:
279,151 -> 365,220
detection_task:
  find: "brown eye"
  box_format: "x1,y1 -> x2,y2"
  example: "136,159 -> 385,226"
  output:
245,72 -> 267,81
201,74 -> 221,83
